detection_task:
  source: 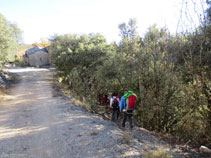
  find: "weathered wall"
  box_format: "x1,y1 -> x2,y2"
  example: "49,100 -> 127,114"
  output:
23,54 -> 29,65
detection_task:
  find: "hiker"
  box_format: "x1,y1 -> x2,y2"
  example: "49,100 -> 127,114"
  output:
102,94 -> 108,106
110,93 -> 120,121
120,89 -> 137,130
98,94 -> 103,105
98,93 -> 108,106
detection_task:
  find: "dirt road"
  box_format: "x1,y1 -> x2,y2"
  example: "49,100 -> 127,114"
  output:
0,67 -> 184,158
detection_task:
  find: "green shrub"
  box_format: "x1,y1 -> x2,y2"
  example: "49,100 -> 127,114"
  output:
50,20 -> 211,146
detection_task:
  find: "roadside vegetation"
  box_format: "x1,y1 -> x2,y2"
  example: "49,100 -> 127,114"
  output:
0,13 -> 22,94
0,13 -> 22,67
49,2 -> 211,147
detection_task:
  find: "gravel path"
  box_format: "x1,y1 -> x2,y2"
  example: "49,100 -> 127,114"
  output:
0,67 -> 186,158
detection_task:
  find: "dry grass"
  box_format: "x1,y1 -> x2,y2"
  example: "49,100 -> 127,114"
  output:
144,149 -> 172,158
72,99 -> 92,112
119,132 -> 131,145
90,132 -> 98,136
0,90 -> 4,96
55,81 -> 92,112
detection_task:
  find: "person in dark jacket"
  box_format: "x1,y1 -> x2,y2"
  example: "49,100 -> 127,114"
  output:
110,93 -> 120,121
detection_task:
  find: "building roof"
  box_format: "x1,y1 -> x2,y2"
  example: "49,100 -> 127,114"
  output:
40,47 -> 48,52
26,46 -> 40,55
25,46 -> 48,55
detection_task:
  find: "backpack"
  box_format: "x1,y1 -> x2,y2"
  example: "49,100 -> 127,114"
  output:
112,98 -> 119,110
123,94 -> 136,114
127,94 -> 136,109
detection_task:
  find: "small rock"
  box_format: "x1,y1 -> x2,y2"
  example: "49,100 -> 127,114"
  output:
199,146 -> 211,154
0,77 -> 4,84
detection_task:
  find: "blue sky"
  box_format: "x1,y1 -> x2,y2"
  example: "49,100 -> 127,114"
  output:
0,0 -> 207,44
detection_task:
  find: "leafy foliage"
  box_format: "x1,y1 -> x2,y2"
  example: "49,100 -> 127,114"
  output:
0,13 -> 22,64
50,18 -> 211,146
206,0 -> 211,24
32,39 -> 50,48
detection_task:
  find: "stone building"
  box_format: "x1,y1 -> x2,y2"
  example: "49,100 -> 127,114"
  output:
24,46 -> 49,67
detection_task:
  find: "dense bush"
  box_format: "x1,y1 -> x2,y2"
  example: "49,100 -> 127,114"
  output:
50,19 -> 211,146
0,13 -> 22,64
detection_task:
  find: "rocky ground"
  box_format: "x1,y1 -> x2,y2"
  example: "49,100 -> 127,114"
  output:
0,67 -> 210,158
0,68 -> 19,92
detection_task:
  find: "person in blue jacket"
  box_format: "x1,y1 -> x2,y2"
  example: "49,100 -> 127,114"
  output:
120,88 -> 136,130
120,95 -> 126,112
